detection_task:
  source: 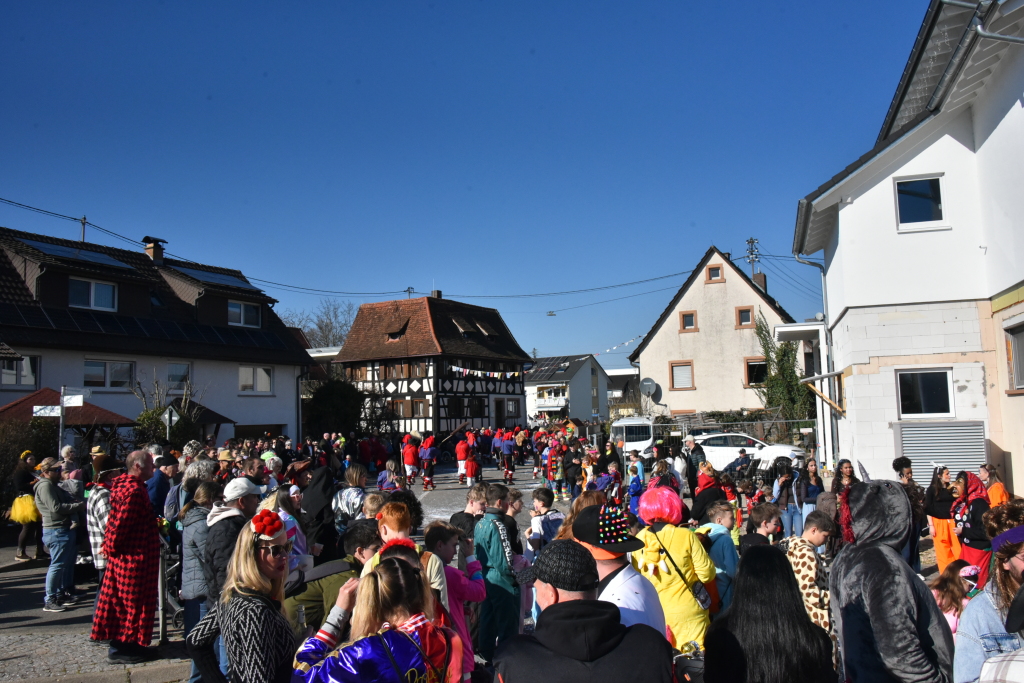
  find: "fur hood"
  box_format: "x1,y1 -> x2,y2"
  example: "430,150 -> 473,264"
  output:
841,480 -> 910,550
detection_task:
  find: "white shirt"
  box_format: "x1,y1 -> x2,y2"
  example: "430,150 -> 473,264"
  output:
599,563 -> 666,635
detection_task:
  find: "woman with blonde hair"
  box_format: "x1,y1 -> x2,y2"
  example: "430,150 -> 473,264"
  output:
554,490 -> 606,540
293,556 -> 462,683
979,463 -> 1009,508
187,509 -> 297,683
261,486 -> 313,576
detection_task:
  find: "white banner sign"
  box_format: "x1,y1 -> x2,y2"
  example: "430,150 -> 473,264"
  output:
62,395 -> 83,407
33,405 -> 61,417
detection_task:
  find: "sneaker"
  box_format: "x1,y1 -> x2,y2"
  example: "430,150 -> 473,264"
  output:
43,601 -> 66,613
14,551 -> 30,562
59,593 -> 81,606
107,651 -> 145,664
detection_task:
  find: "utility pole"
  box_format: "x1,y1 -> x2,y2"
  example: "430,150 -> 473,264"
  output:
745,237 -> 760,277
404,287 -> 414,299
80,216 -> 86,242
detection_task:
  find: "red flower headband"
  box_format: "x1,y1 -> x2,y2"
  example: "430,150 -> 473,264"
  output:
252,509 -> 285,540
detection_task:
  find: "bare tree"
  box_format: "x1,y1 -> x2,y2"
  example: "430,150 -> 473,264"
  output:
279,298 -> 357,348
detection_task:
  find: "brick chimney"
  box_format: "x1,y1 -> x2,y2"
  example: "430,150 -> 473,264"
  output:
430,290 -> 443,299
142,236 -> 166,266
753,271 -> 767,293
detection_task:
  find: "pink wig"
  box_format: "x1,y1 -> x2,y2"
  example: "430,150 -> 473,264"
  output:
639,486 -> 683,525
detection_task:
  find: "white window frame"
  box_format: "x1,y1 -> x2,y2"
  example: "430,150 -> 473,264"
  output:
896,368 -> 955,419
893,172 -> 950,234
1008,324 -> 1024,390
1,356 -> 40,389
69,277 -> 118,312
84,359 -> 135,389
228,300 -> 261,327
167,361 -> 191,392
239,365 -> 273,394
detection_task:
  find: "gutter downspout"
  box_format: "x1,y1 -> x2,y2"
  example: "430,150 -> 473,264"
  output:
296,369 -> 309,441
794,254 -> 838,465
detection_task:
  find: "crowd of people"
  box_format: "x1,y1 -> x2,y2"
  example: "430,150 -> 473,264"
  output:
8,426 -> 1024,682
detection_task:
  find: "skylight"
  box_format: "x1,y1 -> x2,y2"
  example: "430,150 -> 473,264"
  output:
172,266 -> 261,291
19,239 -> 131,269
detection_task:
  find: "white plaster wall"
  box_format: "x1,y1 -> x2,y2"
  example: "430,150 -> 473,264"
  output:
637,260 -> 789,412
832,301 -> 983,369
0,347 -> 301,440
842,361 -> 989,479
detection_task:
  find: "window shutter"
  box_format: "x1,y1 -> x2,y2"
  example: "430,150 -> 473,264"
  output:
673,364 -> 692,389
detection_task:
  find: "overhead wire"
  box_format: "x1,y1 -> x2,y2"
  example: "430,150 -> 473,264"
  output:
548,284 -> 681,313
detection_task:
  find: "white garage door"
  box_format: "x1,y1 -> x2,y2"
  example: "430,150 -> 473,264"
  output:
894,420 -> 987,477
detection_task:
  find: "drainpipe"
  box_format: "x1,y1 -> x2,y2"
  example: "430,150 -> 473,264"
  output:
794,254 -> 839,464
296,369 -> 309,441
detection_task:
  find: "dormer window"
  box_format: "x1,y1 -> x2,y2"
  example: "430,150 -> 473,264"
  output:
387,332 -> 403,341
69,278 -> 117,312
228,301 -> 260,327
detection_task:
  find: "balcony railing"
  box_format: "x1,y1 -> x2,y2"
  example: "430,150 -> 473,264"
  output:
536,397 -> 568,408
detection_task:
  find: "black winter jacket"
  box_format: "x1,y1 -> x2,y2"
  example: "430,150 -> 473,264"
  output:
494,600 -> 673,683
203,505 -> 247,608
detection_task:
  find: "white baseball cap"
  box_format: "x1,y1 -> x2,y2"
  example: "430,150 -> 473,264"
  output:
223,477 -> 265,502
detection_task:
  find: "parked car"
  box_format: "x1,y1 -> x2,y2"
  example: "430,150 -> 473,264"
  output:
691,432 -> 803,471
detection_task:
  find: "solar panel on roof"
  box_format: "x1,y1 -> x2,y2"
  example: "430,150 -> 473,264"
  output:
197,325 -> 224,345
235,329 -> 258,347
18,306 -> 54,329
178,322 -> 205,343
19,239 -> 131,269
266,332 -> 287,349
0,303 -> 27,327
44,308 -> 79,331
137,318 -> 168,339
171,266 -> 261,291
92,313 -> 125,335
159,320 -> 188,341
116,316 -> 146,337
69,309 -> 103,333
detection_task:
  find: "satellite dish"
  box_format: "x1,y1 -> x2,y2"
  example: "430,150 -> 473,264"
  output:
640,378 -> 656,397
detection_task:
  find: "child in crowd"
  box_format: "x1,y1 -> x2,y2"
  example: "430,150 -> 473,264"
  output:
507,489 -> 524,518
719,473 -> 742,546
783,510 -> 835,633
474,484 -> 522,664
698,501 -> 739,614
360,502 -> 450,610
629,450 -> 645,484
627,465 -> 644,518
606,461 -> 623,507
626,512 -> 641,536
425,521 -> 485,679
450,484 -> 488,540
929,559 -> 978,641
737,478 -> 766,519
362,492 -> 387,519
740,502 -> 781,556
526,488 -> 565,561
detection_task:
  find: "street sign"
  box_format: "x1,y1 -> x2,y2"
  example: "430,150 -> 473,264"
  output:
161,406 -> 180,427
62,395 -> 83,407
33,405 -> 61,417
670,431 -> 682,436
64,387 -> 92,399
639,377 -> 656,396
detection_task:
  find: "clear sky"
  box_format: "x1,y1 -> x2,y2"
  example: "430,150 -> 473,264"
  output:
1,2 -> 929,369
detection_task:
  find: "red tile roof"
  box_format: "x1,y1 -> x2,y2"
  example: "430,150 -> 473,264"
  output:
0,387 -> 137,426
335,297 -> 529,363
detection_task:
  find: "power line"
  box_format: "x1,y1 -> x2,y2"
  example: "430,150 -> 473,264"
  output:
444,270 -> 694,299
549,284 -> 681,313
759,259 -> 821,299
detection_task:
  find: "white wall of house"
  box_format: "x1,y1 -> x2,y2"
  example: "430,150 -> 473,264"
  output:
637,260 -> 790,414
0,347 -> 302,440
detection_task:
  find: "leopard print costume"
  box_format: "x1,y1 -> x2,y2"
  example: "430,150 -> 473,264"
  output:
784,536 -> 830,629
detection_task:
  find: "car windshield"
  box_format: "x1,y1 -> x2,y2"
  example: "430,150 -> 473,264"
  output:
624,425 -> 651,442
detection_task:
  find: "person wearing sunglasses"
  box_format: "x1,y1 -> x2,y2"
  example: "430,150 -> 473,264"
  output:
188,508 -> 298,683
33,457 -> 86,613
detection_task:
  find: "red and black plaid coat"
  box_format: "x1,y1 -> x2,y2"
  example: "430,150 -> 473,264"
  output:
90,472 -> 160,646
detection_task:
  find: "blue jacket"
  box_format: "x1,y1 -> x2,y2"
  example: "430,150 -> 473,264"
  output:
954,582 -> 1024,683
146,469 -> 170,518
628,476 -> 644,517
501,438 -> 516,456
701,523 -> 738,610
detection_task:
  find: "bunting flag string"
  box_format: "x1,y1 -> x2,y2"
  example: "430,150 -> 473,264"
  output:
523,333 -> 647,374
450,365 -> 521,379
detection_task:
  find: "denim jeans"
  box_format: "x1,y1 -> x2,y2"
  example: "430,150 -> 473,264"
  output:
185,599 -> 209,683
42,526 -> 76,604
780,503 -> 803,539
217,634 -> 230,677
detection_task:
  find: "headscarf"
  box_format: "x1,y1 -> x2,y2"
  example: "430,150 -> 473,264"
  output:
953,471 -> 990,518
696,471 -> 720,495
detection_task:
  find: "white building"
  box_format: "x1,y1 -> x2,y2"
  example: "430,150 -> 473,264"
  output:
0,228 -> 311,442
524,355 -> 610,422
629,246 -> 796,416
791,0 -> 1024,484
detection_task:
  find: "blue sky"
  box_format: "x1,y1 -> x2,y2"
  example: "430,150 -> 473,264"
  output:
1,2 -> 929,368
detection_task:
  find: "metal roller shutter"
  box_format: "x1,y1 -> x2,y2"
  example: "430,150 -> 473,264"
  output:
894,420 -> 987,475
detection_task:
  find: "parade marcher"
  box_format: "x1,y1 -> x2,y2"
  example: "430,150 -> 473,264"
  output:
704,545 -> 835,683
91,451 -> 162,664
495,539 -> 675,683
952,471 -> 993,588
86,454 -> 125,612
188,509 -> 298,683
419,435 -> 438,491
425,521 -> 485,679
12,451 -> 43,561
464,444 -> 481,488
456,435 -> 471,485
502,439 -> 517,485
474,483 -> 522,665
954,499 -> 1024,681
980,463 -> 1009,508
180,481 -> 220,683
572,503 -> 666,633
34,456 -> 86,612
632,486 -> 716,648
930,559 -> 977,642
926,465 -> 962,574
402,433 -> 421,487
293,558 -> 462,683
830,480 -> 954,683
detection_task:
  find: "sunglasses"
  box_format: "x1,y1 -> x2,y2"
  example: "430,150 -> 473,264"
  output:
257,542 -> 293,558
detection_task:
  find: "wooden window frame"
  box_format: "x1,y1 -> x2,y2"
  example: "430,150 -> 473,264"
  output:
735,306 -> 755,329
506,398 -> 521,416
678,310 -> 699,333
411,361 -> 426,378
743,356 -> 767,388
412,399 -> 428,418
668,360 -> 695,391
704,264 -> 725,284
390,399 -> 407,418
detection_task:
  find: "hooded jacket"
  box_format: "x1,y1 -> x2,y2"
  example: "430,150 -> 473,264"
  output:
181,504 -> 212,601
830,481 -> 954,683
203,503 -> 247,608
494,600 -> 673,683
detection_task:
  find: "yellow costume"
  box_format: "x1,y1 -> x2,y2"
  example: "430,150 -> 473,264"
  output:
632,523 -> 716,648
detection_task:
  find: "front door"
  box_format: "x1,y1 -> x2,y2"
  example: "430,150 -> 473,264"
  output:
494,399 -> 504,428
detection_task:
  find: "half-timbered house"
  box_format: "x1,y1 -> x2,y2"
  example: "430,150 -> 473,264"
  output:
334,292 -> 530,434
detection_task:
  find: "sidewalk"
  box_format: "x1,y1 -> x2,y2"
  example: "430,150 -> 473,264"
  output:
0,533 -> 190,682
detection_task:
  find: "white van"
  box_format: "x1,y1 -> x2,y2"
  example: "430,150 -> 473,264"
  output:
611,417 -> 655,459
